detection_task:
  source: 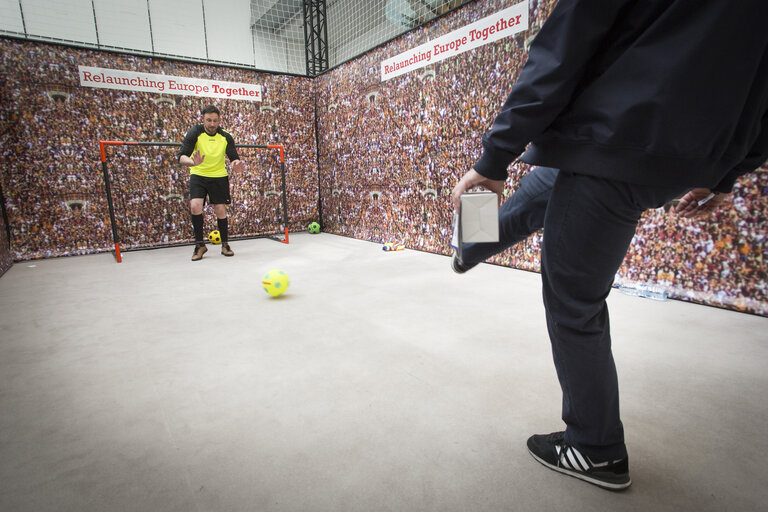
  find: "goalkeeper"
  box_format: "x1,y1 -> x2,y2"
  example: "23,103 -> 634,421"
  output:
178,105 -> 245,261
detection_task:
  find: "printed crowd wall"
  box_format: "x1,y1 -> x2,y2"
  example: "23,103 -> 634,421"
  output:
0,38 -> 318,258
315,0 -> 768,316
0,0 -> 766,316
0,212 -> 10,277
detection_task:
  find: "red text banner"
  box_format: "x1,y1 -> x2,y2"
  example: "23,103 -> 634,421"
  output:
78,66 -> 262,102
381,2 -> 528,81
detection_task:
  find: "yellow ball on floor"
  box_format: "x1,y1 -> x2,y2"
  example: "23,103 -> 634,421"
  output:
262,269 -> 289,297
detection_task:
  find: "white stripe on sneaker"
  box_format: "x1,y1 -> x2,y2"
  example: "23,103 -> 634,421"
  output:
557,445 -> 590,471
571,447 -> 590,470
565,448 -> 580,470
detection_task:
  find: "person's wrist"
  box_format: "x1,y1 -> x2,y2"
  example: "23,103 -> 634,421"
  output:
463,170 -> 482,188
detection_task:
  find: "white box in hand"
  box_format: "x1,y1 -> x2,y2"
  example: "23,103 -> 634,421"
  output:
460,191 -> 499,243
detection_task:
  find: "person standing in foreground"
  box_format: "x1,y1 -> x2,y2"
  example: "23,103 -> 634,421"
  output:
178,105 -> 245,261
452,0 -> 768,490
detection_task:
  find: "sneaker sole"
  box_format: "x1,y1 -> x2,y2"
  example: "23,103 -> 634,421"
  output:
451,254 -> 468,274
528,448 -> 632,491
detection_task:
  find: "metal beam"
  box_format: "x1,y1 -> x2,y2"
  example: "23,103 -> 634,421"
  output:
302,0 -> 328,77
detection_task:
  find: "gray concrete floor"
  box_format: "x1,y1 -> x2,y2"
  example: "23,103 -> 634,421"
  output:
0,233 -> 766,512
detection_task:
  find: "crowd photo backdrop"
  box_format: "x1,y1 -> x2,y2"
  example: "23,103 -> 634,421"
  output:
314,0 -> 768,316
0,39 -> 318,258
0,205 -> 10,277
1,0 -> 766,316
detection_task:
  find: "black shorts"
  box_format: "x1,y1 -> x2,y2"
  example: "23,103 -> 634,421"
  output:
189,174 -> 231,205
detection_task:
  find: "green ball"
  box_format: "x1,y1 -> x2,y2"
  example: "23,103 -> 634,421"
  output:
308,222 -> 320,234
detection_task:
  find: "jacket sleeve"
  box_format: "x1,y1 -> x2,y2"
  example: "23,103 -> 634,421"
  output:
224,131 -> 240,162
177,126 -> 199,161
713,113 -> 768,193
474,0 -> 635,180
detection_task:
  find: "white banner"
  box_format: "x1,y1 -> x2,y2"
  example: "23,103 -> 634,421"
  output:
78,66 -> 263,102
381,2 -> 528,81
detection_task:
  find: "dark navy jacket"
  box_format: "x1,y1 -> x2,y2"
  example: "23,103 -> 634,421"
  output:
475,0 -> 768,192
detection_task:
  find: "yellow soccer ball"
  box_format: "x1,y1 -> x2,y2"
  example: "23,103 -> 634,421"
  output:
262,269 -> 289,297
208,230 -> 221,244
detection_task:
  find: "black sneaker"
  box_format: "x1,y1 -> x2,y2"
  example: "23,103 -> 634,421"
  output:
527,431 -> 631,491
191,244 -> 208,261
451,252 -> 470,274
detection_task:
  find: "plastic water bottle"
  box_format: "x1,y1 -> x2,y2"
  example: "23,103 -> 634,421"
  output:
616,283 -> 668,301
643,284 -> 668,301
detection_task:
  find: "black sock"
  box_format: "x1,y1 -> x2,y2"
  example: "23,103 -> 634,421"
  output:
217,217 -> 229,244
192,214 -> 204,244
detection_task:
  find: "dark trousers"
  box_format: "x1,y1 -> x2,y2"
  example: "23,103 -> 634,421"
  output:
461,167 -> 684,460
461,166 -> 558,268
